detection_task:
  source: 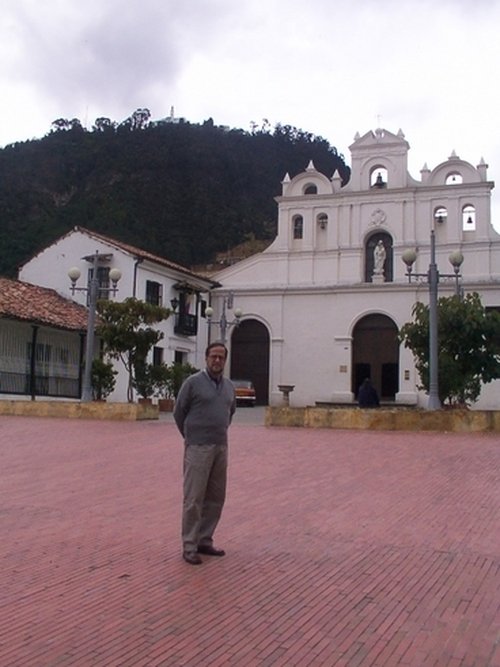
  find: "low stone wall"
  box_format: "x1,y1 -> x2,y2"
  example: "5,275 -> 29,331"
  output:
265,406 -> 500,432
0,400 -> 159,421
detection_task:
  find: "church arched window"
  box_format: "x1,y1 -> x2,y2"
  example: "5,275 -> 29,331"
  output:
317,213 -> 328,230
445,172 -> 463,185
293,215 -> 303,239
370,167 -> 388,188
434,207 -> 448,225
462,204 -> 476,230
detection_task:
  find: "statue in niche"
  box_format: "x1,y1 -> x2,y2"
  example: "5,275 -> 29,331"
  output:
373,240 -> 386,276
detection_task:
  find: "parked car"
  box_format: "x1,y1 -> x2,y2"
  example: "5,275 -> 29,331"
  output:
232,379 -> 256,407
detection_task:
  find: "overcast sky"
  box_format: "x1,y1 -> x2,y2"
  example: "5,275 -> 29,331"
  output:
2,0 -> 500,227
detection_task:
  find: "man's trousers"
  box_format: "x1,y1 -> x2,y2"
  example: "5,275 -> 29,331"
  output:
182,443 -> 228,554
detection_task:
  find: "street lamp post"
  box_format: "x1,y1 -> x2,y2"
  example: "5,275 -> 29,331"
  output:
205,293 -> 243,344
402,230 -> 464,410
68,251 -> 121,402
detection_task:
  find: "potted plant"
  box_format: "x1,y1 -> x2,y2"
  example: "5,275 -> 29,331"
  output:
132,361 -> 157,404
91,358 -> 118,401
152,364 -> 175,412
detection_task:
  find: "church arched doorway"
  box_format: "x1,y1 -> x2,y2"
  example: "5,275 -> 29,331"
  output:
352,314 -> 399,400
230,320 -> 270,405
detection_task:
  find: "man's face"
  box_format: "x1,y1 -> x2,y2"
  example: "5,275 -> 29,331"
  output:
206,346 -> 227,377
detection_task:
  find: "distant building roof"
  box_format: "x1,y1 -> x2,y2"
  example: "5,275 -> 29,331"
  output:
0,277 -> 89,331
74,227 -> 218,287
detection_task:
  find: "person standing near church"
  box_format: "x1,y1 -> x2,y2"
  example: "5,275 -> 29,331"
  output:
357,378 -> 380,408
173,342 -> 236,565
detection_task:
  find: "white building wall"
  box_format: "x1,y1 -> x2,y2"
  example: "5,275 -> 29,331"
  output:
19,229 -> 211,402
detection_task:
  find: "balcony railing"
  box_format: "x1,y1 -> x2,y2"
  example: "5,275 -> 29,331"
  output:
174,313 -> 198,337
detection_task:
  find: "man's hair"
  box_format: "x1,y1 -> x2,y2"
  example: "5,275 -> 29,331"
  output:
205,341 -> 228,358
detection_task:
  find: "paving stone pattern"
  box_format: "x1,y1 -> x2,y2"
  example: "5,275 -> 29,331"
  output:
0,416 -> 499,666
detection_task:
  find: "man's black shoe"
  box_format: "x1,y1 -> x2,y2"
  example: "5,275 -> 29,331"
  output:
197,545 -> 225,557
183,551 -> 203,565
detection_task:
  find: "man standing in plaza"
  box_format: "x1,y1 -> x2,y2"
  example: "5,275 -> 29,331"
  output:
173,342 -> 236,565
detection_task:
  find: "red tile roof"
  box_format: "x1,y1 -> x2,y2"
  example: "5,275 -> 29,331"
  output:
0,278 -> 89,331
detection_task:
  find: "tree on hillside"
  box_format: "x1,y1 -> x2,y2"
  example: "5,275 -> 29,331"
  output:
399,292 -> 500,406
93,117 -> 117,133
51,118 -> 84,132
119,108 -> 151,132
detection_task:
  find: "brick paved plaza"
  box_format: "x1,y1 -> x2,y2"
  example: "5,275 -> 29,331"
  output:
1,414 -> 499,666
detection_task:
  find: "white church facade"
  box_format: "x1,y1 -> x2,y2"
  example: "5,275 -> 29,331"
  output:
212,128 -> 500,409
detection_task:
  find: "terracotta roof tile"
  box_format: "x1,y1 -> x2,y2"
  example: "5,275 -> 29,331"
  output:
0,278 -> 89,331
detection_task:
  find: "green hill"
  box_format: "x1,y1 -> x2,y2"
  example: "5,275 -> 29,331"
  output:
0,109 -> 350,276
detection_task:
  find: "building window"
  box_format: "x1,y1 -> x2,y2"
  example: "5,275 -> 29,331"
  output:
152,346 -> 163,366
317,213 -> 328,230
303,184 -> 317,195
434,207 -> 448,225
174,350 -> 186,364
146,280 -> 163,306
370,167 -> 388,188
462,204 -> 476,230
87,266 -> 111,303
173,292 -> 198,336
293,215 -> 303,240
446,172 -> 463,185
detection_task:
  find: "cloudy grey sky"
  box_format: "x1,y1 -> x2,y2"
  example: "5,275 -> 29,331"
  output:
2,0 -> 500,225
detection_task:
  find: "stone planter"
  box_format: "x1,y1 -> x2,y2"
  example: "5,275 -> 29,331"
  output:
265,406 -> 500,432
0,399 -> 159,421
